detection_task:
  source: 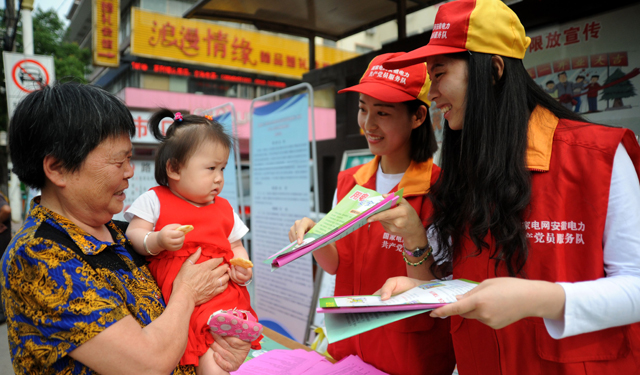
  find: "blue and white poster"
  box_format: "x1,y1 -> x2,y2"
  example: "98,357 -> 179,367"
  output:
251,93 -> 314,343
214,111 -> 240,213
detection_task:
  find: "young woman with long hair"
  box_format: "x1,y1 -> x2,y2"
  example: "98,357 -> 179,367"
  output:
377,0 -> 640,373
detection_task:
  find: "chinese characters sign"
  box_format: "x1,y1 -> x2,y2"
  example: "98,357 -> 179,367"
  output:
523,3 -> 640,133
527,22 -> 601,54
131,8 -> 358,79
93,0 -> 119,67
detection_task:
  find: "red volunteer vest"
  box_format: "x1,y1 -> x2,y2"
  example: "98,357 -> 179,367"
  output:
327,157 -> 456,375
452,107 -> 640,375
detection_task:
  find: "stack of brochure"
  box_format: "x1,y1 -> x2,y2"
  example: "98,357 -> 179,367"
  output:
318,279 -> 478,343
265,185 -> 403,270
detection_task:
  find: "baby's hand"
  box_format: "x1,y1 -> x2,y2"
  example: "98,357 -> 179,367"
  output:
229,263 -> 252,285
157,224 -> 186,251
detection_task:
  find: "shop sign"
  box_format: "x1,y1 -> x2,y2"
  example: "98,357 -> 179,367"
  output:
93,0 -> 120,67
131,8 -> 358,79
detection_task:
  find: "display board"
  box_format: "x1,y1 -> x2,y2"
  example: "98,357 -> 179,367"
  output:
250,85 -> 317,343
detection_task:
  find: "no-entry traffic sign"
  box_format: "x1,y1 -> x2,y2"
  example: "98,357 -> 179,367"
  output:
2,52 -> 55,118
11,59 -> 50,93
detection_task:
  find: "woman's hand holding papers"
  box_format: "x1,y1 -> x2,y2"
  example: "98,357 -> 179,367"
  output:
368,196 -> 435,280
289,217 -> 339,275
429,278 -> 566,329
289,217 -> 317,245
376,276 -> 566,330
367,196 -> 428,252
375,276 -> 425,300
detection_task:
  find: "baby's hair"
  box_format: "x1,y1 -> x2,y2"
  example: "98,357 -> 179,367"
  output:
149,108 -> 232,186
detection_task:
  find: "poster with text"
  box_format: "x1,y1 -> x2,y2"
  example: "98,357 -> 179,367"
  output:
523,3 -> 640,135
213,111 -> 240,213
251,93 -> 314,343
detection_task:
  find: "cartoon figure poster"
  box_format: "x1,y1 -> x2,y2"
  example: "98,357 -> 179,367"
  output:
524,3 -> 640,136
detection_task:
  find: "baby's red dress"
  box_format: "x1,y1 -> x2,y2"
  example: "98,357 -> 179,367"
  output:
147,186 -> 261,366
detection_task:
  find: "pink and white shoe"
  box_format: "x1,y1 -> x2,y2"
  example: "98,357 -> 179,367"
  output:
208,309 -> 263,342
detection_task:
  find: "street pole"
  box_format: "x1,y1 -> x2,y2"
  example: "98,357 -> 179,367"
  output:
8,0 -> 35,223
21,0 -> 34,55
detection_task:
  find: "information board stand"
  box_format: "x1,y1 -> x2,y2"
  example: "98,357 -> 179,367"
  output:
250,83 -> 319,344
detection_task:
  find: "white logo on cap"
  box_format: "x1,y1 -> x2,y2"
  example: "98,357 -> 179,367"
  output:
431,23 -> 450,40
369,65 -> 409,84
433,23 -> 451,31
430,30 -> 448,40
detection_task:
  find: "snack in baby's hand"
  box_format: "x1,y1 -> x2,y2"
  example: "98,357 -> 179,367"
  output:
230,258 -> 254,269
176,224 -> 194,234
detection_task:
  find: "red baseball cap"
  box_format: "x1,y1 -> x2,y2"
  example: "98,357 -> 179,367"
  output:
338,52 -> 431,106
383,0 -> 531,70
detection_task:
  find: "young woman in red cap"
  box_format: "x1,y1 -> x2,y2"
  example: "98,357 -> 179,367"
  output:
289,52 -> 456,375
377,0 -> 640,374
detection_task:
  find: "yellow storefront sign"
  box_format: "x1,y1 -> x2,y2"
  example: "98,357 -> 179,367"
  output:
93,0 -> 120,67
131,8 -> 358,79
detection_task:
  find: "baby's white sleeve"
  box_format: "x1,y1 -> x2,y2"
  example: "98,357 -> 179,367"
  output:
124,190 -> 160,227
228,210 -> 249,243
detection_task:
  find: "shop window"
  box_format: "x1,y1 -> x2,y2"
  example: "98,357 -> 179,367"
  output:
141,73 -> 170,91
256,86 -> 275,98
238,84 -> 255,99
189,79 -> 234,97
226,84 -> 237,97
169,76 -> 188,93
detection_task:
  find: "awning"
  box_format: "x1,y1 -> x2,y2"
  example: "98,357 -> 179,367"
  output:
183,0 -> 440,41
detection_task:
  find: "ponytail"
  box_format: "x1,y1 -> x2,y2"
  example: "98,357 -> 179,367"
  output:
150,108 -> 233,186
148,108 -> 175,141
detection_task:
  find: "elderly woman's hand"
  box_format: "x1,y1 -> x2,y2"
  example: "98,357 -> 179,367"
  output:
367,197 -> 428,250
211,333 -> 252,372
173,248 -> 230,306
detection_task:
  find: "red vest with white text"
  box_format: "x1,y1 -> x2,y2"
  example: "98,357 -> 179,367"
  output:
452,107 -> 640,375
327,157 -> 456,375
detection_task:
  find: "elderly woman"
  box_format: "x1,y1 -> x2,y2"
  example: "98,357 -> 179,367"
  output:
0,82 -> 250,374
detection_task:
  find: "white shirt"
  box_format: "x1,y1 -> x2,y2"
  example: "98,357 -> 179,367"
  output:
544,143 -> 640,338
125,190 -> 249,243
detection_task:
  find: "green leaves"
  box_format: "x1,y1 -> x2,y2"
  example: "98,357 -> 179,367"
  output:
29,8 -> 91,83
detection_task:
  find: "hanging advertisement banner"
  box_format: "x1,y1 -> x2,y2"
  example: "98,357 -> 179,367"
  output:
131,8 -> 358,79
523,3 -> 640,135
93,0 -> 120,67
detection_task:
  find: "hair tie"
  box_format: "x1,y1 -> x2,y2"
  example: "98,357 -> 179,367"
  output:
174,112 -> 183,122
204,115 -> 213,120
